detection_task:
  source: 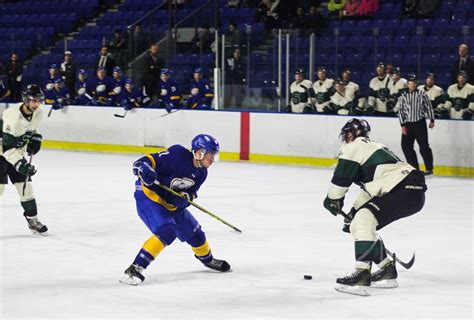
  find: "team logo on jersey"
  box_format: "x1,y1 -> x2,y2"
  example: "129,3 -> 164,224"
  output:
170,177 -> 195,191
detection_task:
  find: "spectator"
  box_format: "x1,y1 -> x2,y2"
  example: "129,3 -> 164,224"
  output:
225,47 -> 246,108
341,69 -> 365,112
418,73 -> 447,119
109,30 -> 127,67
255,0 -> 281,30
367,62 -> 392,116
117,79 -> 151,110
357,0 -> 380,16
142,43 -> 165,100
312,66 -> 335,113
451,44 -> 474,85
327,0 -> 346,18
89,67 -> 115,106
94,46 -> 116,77
74,69 -> 92,105
225,23 -> 242,49
290,7 -> 306,35
305,6 -> 325,35
50,78 -> 72,110
158,69 -> 181,111
387,67 -> 407,112
343,0 -> 361,16
329,78 -> 359,115
6,53 -> 23,102
190,25 -> 214,54
386,63 -> 394,77
60,51 -> 77,94
397,75 -> 435,176
0,73 -> 11,102
445,71 -> 474,120
186,68 -> 214,110
129,24 -> 148,57
288,68 -> 315,113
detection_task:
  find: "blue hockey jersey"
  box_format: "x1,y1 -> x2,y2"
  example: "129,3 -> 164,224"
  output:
89,76 -> 115,105
117,87 -> 149,110
134,145 -> 208,211
158,78 -> 181,108
187,79 -> 214,109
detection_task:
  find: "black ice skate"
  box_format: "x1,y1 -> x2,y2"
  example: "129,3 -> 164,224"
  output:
371,258 -> 398,288
335,269 -> 371,296
119,264 -> 145,286
202,257 -> 231,272
25,216 -> 48,236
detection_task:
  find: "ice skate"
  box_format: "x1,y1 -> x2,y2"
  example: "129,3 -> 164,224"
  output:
25,216 -> 48,236
371,258 -> 398,288
202,257 -> 231,272
335,269 -> 371,296
120,264 -> 145,285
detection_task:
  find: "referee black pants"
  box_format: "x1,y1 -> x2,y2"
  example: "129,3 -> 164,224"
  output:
401,119 -> 433,171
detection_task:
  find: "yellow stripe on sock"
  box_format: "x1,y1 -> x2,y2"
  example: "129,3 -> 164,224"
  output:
192,240 -> 210,257
142,235 -> 166,258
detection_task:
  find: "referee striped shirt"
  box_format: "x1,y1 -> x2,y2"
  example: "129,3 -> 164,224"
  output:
398,89 -> 434,124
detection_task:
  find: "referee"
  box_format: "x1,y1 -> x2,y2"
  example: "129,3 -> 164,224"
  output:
398,75 -> 435,176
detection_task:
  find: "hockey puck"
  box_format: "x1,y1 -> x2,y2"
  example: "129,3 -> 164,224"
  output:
303,275 -> 312,280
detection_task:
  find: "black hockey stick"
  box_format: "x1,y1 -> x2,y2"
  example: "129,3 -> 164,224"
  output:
386,248 -> 415,270
339,210 -> 415,270
47,106 -> 54,117
151,109 -> 180,120
22,154 -> 33,196
150,180 -> 242,233
114,110 -> 128,118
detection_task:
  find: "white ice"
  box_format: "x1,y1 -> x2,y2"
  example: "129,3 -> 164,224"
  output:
1,150 -> 472,319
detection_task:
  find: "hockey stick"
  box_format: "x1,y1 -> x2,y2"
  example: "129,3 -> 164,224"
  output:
151,109 -> 180,120
152,180 -> 242,233
22,154 -> 33,196
47,106 -> 54,117
339,210 -> 415,270
114,110 -> 128,118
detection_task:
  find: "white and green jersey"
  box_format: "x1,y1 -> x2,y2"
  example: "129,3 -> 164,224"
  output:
368,75 -> 391,113
418,84 -> 446,111
1,103 -> 44,165
290,79 -> 314,113
328,137 -> 414,208
445,83 -> 474,119
329,86 -> 357,115
312,78 -> 335,112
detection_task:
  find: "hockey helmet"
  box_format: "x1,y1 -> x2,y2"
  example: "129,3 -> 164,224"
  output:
191,134 -> 220,161
295,68 -> 304,76
339,118 -> 371,143
22,84 -> 45,104
113,66 -> 122,74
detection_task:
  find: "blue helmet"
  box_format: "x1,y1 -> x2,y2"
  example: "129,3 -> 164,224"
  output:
125,78 -> 134,85
113,66 -> 122,73
191,134 -> 220,153
193,68 -> 203,75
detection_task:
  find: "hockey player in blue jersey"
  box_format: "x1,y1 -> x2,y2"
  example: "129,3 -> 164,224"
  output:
50,78 -> 72,110
44,64 -> 62,104
116,79 -> 150,110
110,66 -> 128,104
74,69 -> 93,105
89,67 -> 114,106
120,134 -> 231,285
158,68 -> 181,112
186,68 -> 214,110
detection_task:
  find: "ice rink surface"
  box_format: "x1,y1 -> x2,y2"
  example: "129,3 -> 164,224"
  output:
1,150 -> 472,320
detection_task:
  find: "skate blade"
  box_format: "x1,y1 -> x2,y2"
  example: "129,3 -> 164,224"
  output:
335,285 -> 370,296
371,279 -> 398,288
30,230 -> 49,237
119,276 -> 143,286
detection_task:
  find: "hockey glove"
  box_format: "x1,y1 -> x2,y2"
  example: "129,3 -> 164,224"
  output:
342,207 -> 356,233
133,161 -> 156,186
27,133 -> 42,155
462,109 -> 472,120
323,196 -> 344,216
172,191 -> 192,207
14,158 -> 37,177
